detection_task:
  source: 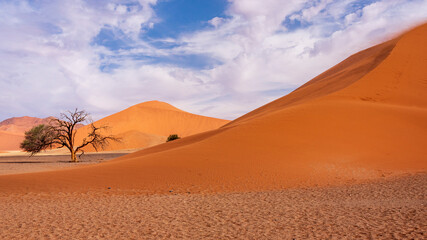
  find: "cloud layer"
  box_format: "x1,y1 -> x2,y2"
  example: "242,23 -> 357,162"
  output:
1,0 -> 426,120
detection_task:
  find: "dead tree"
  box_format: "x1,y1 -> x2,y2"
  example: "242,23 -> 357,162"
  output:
21,108 -> 119,162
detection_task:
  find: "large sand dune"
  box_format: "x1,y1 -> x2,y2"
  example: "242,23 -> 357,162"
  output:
74,100 -> 230,151
0,24 -> 426,194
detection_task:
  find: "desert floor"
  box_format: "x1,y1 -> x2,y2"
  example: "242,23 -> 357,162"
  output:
0,152 -> 129,175
0,172 -> 425,239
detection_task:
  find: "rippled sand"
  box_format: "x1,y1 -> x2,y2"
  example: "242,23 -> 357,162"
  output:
0,173 -> 425,239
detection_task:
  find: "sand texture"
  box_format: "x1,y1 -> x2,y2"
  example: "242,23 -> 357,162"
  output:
0,152 -> 128,175
0,173 -> 425,239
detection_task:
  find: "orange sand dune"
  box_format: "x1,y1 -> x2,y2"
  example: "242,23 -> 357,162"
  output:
0,116 -> 54,151
1,23 -> 426,194
75,101 -> 230,151
0,131 -> 24,152
0,116 -> 54,135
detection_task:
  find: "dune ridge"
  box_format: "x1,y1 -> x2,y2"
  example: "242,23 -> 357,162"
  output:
75,100 -> 230,151
0,116 -> 55,135
226,38 -> 399,126
0,23 -> 426,194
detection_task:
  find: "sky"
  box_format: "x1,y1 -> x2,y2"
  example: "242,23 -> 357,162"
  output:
1,0 -> 427,121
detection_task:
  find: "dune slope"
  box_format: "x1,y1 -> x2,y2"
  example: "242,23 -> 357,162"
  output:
0,116 -> 54,151
74,101 -> 230,151
0,131 -> 25,152
1,24 -> 426,194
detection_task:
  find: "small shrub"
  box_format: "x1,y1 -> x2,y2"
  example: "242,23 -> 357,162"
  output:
166,134 -> 180,142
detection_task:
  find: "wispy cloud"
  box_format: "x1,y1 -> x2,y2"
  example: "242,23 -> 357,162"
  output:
0,0 -> 426,120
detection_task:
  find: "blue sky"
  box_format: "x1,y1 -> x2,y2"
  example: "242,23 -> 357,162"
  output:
0,0 -> 427,120
144,0 -> 229,39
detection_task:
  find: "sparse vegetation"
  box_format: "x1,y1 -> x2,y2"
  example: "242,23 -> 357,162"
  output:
20,108 -> 120,162
166,134 -> 180,142
20,124 -> 56,155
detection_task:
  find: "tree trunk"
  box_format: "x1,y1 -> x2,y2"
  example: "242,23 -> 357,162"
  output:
70,150 -> 77,162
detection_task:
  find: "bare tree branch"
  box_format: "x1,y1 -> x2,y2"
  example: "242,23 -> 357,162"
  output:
21,108 -> 120,162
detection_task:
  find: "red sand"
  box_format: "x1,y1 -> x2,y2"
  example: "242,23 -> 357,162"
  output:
0,116 -> 54,135
0,174 -> 425,239
0,24 -> 426,195
0,116 -> 54,151
74,101 -> 230,151
0,131 -> 24,152
0,102 -> 229,152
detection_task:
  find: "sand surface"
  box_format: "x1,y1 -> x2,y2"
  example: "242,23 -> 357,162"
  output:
0,116 -> 54,135
0,152 -> 128,175
74,101 -> 230,152
0,131 -> 24,152
0,116 -> 54,151
0,173 -> 425,239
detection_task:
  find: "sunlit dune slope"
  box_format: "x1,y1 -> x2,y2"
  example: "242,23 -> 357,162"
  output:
0,116 -> 54,151
75,101 -> 230,151
1,23 -> 426,194
226,38 -> 399,126
0,131 -> 24,152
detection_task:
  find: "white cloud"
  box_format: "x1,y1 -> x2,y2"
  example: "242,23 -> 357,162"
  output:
169,0 -> 427,119
208,17 -> 224,28
0,0 -> 427,121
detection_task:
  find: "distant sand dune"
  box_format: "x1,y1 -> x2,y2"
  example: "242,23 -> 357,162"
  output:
74,100 -> 230,152
0,131 -> 24,152
0,102 -> 229,152
0,116 -> 54,151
